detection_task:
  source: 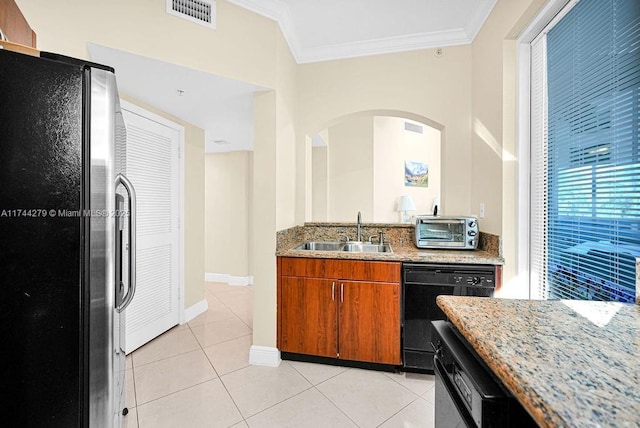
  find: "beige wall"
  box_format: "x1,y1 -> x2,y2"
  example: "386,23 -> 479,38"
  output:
312,116 -> 441,224
251,26 -> 298,348
16,0 -> 279,88
312,145 -> 329,221
204,151 -> 252,277
373,116 -> 441,222
327,116 -> 374,222
297,47 -> 473,219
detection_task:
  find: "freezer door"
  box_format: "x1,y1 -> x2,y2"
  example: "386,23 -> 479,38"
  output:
87,66 -> 120,427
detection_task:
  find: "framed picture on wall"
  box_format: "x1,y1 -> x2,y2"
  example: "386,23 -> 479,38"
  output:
405,160 -> 428,187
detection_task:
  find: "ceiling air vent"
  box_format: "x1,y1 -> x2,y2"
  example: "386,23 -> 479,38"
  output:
404,121 -> 424,134
167,0 -> 216,29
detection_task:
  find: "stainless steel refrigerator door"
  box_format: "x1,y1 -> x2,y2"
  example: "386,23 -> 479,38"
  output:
114,98 -> 131,425
0,48 -> 85,427
87,67 -> 120,427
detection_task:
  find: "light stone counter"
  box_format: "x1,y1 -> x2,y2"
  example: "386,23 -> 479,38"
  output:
276,223 -> 503,266
437,295 -> 640,428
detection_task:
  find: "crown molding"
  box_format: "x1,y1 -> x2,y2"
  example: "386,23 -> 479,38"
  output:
226,0 -> 496,64
297,28 -> 470,64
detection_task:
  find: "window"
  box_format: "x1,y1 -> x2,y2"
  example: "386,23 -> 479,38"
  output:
529,0 -> 640,303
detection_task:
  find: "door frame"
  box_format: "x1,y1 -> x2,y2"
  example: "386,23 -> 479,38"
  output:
120,99 -> 185,323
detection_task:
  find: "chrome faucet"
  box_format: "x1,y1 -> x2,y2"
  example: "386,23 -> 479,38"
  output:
356,211 -> 362,242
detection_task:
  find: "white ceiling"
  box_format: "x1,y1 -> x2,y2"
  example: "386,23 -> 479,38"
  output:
87,43 -> 264,153
228,0 -> 497,63
89,0 -> 496,152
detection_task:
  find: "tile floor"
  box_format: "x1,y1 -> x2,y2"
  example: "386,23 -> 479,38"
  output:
123,282 -> 436,428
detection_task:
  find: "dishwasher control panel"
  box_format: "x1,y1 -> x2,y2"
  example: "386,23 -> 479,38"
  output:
403,264 -> 496,288
452,274 -> 494,286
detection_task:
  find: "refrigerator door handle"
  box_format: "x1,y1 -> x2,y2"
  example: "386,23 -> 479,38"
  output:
115,173 -> 137,313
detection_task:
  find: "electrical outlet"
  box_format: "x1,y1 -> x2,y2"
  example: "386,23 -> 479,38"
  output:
479,203 -> 485,218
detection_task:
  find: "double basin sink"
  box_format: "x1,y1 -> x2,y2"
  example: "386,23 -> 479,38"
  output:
294,241 -> 393,254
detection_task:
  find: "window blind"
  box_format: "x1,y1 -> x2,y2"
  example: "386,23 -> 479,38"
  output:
530,35 -> 548,300
531,0 -> 640,302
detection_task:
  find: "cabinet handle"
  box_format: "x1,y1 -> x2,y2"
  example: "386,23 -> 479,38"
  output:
331,282 -> 335,301
340,283 -> 344,303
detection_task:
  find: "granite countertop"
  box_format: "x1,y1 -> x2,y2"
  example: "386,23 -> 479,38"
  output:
437,296 -> 640,428
276,223 -> 504,265
276,245 -> 503,265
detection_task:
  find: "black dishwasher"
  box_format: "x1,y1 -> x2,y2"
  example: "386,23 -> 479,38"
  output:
402,263 -> 495,373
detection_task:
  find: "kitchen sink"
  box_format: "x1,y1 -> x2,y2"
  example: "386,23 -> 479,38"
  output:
293,241 -> 393,253
341,242 -> 393,253
294,241 -> 343,251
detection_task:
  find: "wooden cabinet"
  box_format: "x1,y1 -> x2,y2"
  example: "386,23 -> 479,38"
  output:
338,280 -> 400,364
278,257 -> 401,365
280,276 -> 338,358
0,0 -> 37,47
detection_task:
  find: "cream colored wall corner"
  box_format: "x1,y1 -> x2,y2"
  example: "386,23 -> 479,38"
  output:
326,116 -> 374,222
252,90 -> 278,349
311,145 -> 329,221
470,0 -> 547,297
297,46 -> 474,219
373,116 -> 441,222
204,151 -> 251,277
120,95 -> 206,308
251,29 -> 298,351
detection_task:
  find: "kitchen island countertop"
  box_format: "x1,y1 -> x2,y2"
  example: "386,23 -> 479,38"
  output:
436,295 -> 640,428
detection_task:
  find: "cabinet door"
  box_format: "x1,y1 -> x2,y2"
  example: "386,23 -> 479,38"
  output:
338,281 -> 401,365
280,276 -> 338,358
0,0 -> 37,47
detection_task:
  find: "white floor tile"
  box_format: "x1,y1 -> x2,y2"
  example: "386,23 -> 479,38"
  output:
378,397 -> 435,428
188,304 -> 237,327
132,326 -> 200,367
422,383 -> 436,405
172,323 -> 190,331
288,360 -> 349,385
190,316 -> 253,348
203,334 -> 252,376
128,278 -> 437,427
221,362 -> 312,418
316,368 -> 419,428
232,308 -> 253,328
384,371 -> 435,396
126,369 -> 136,409
137,378 -> 243,428
134,349 -> 217,404
246,388 -> 357,428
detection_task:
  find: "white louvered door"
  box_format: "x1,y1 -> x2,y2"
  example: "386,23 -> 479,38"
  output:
121,106 -> 181,354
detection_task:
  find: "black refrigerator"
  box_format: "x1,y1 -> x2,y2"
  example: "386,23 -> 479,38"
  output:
0,47 -> 136,427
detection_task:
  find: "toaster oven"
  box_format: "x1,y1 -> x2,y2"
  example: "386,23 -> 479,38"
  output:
414,216 -> 478,249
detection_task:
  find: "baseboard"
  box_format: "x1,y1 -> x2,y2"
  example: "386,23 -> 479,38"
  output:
182,298 -> 208,324
249,345 -> 281,367
205,272 -> 254,286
